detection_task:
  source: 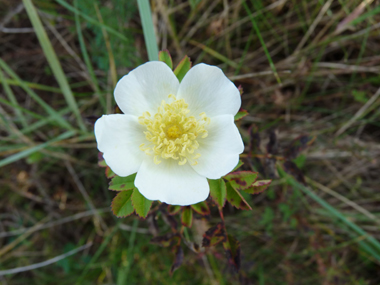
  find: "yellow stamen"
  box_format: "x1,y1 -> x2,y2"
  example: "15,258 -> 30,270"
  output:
138,95 -> 210,166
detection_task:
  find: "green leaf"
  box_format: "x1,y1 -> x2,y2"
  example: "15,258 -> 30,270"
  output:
131,188 -> 153,218
181,206 -> 193,227
202,223 -> 226,247
244,180 -> 272,194
224,171 -> 258,191
222,235 -> 241,272
209,179 -> 227,208
173,56 -> 192,82
105,167 -> 116,179
234,109 -> 248,121
168,205 -> 182,215
232,160 -> 244,171
159,50 -> 173,69
226,182 -> 252,210
111,190 -> 134,217
191,201 -> 210,216
109,174 -> 136,191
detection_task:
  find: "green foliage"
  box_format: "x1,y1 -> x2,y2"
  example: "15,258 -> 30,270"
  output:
111,190 -> 134,217
109,174 -> 136,191
234,109 -> 248,121
158,50 -> 173,69
244,179 -> 272,194
174,56 -> 192,82
131,188 -> 153,218
181,206 -> 193,227
190,201 -> 210,215
76,0 -> 137,70
209,178 -> 226,208
224,171 -> 258,191
225,182 -> 252,210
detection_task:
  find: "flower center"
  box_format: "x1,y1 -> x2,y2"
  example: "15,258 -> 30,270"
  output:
138,95 -> 210,166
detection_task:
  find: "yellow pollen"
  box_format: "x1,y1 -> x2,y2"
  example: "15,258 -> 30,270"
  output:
138,95 -> 210,166
167,125 -> 181,139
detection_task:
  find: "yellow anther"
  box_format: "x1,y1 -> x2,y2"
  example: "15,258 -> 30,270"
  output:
138,95 -> 210,166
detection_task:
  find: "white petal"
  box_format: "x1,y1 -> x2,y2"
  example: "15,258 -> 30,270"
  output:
191,115 -> 244,179
95,114 -> 146,177
114,61 -> 179,117
177,63 -> 241,117
135,158 -> 209,206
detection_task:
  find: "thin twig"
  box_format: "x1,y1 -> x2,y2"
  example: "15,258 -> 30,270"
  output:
336,87 -> 380,136
0,243 -> 92,276
0,208 -> 109,238
307,177 -> 380,226
64,160 -> 108,231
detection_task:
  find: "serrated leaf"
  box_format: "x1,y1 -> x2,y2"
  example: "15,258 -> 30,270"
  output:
158,50 -> 173,69
244,180 -> 272,194
109,174 -> 136,191
181,206 -> 193,227
191,201 -> 210,216
234,109 -> 248,121
111,190 -> 134,217
223,235 -> 241,272
202,222 -> 226,247
151,233 -> 181,247
131,188 -> 153,218
209,179 -> 226,208
168,205 -> 182,215
232,160 -> 244,171
173,55 -> 191,82
105,166 -> 115,178
170,246 -> 184,275
226,182 -> 252,210
224,171 -> 258,191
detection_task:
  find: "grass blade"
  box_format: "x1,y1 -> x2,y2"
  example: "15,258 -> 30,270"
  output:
243,1 -> 281,84
0,59 -> 74,131
0,130 -> 76,168
55,0 -> 131,42
73,0 -> 104,110
280,168 -> 380,261
0,68 -> 28,128
22,0 -> 86,132
137,0 -> 159,61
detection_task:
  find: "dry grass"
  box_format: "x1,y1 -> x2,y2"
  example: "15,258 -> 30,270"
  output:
1,0 -> 380,284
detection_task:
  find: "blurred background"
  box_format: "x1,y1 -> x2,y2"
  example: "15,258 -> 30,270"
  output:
1,0 -> 380,284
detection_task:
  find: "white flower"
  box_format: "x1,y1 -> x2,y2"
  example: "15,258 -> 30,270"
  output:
95,62 -> 244,206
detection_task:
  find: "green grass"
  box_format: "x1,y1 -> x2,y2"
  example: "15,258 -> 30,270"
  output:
1,0 -> 380,284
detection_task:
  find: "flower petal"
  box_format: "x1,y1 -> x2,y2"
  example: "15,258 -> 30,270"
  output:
95,114 -> 146,177
114,61 -> 180,116
191,115 -> 244,179
135,158 -> 209,206
177,63 -> 241,117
